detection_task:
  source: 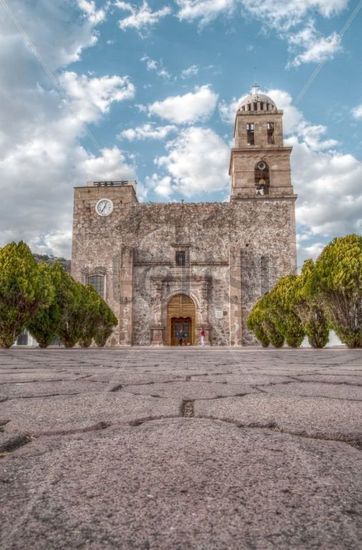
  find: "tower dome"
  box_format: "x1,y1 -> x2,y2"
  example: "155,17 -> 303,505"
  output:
238,85 -> 277,113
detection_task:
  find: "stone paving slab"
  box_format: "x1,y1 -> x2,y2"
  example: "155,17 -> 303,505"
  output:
0,392 -> 180,435
0,380 -> 109,399
0,371 -> 86,383
0,347 -> 361,549
258,381 -> 362,400
193,373 -> 294,384
124,381 -> 258,400
195,393 -> 362,442
1,419 -> 361,550
292,374 -> 362,384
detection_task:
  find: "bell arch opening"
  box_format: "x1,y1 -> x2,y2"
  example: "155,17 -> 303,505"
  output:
255,160 -> 270,195
166,294 -> 196,346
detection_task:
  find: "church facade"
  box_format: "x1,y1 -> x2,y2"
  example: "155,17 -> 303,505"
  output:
71,90 -> 297,346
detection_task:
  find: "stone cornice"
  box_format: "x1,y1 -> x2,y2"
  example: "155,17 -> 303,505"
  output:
231,195 -> 297,201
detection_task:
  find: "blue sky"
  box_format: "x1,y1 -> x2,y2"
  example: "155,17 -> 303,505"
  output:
0,0 -> 361,266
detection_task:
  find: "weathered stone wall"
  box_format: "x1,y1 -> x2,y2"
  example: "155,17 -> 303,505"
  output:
71,185 -> 296,346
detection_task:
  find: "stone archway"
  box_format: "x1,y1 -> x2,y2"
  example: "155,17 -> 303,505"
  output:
167,294 -> 196,346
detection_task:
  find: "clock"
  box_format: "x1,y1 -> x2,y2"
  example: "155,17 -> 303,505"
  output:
95,198 -> 113,217
256,161 -> 267,171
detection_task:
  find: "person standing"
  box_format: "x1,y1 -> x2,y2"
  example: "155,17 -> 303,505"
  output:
200,327 -> 205,346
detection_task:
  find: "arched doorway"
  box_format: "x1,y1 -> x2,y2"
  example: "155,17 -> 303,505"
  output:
167,294 -> 196,346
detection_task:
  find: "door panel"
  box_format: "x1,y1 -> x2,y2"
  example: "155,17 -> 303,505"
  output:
171,317 -> 192,345
167,294 -> 196,345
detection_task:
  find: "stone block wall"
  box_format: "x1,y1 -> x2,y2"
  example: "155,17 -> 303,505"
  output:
71,184 -> 296,346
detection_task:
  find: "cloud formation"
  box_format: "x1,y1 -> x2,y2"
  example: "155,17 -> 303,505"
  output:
215,87 -> 362,263
115,1 -> 172,33
288,25 -> 342,67
154,126 -> 230,196
119,124 -> 177,141
181,65 -> 200,79
140,56 -> 171,79
267,89 -> 362,263
176,0 -> 235,24
352,104 -> 362,119
175,0 -> 348,67
148,85 -> 218,124
0,0 -> 135,258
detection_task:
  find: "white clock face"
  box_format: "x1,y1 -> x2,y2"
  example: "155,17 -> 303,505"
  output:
95,198 -> 113,217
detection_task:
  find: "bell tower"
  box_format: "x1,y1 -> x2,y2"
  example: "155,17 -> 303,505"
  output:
229,86 -> 295,199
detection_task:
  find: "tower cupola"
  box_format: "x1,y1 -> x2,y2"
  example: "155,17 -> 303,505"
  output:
237,86 -> 277,114
229,86 -> 295,199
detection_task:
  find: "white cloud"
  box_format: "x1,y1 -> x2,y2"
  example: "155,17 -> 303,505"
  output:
219,87 -> 362,262
118,124 -> 177,141
155,127 -> 229,196
77,0 -> 107,25
267,89 -> 338,149
140,56 -> 171,79
293,142 -> 362,236
218,95 -> 244,124
148,85 -> 218,124
181,64 -> 199,79
352,104 -> 362,119
0,1 -> 135,259
176,0 -> 348,27
60,72 -> 135,123
2,0 -> 106,69
176,0 -> 235,24
268,90 -> 362,261
176,0 -> 347,66
147,174 -> 174,198
241,0 -> 347,30
29,230 -> 74,260
115,1 -> 171,33
289,27 -> 342,67
297,240 -> 325,261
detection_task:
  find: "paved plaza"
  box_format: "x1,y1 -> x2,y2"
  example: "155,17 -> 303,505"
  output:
0,347 -> 362,549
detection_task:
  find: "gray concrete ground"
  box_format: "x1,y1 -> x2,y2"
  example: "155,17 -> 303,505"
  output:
0,347 -> 361,549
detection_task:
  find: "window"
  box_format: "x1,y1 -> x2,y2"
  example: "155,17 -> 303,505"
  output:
176,251 -> 186,267
246,123 -> 255,145
267,122 -> 275,144
88,274 -> 105,297
17,329 -> 28,346
261,256 -> 269,294
255,160 -> 270,195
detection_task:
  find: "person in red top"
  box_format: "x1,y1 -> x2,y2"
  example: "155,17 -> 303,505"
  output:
200,327 -> 205,346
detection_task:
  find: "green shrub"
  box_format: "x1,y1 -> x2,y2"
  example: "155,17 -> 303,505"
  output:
0,242 -> 53,348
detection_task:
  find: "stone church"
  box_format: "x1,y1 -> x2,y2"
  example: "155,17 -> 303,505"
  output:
71,89 -> 297,346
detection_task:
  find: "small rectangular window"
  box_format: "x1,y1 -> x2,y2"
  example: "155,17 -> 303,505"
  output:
17,329 -> 28,346
176,251 -> 186,266
261,256 -> 269,294
267,122 -> 275,144
246,123 -> 255,145
88,275 -> 105,297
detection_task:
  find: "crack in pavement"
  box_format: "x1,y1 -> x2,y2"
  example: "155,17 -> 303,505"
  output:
0,433 -> 31,456
32,421 -> 111,438
5,392 -> 85,401
109,384 -> 123,392
2,411 -> 361,457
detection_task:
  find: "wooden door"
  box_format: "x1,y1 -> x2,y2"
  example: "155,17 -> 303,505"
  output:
167,294 -> 196,345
